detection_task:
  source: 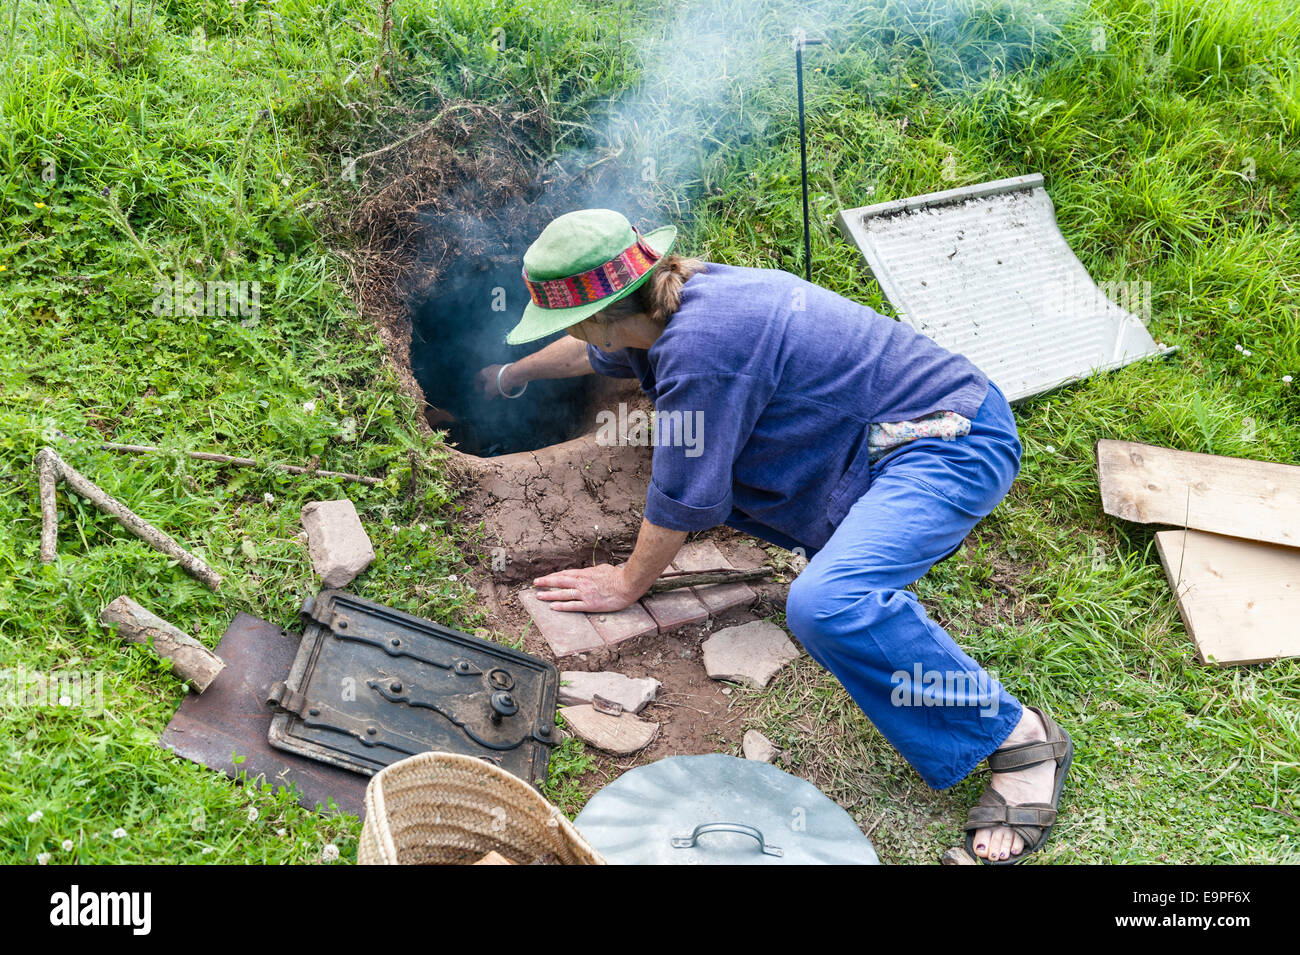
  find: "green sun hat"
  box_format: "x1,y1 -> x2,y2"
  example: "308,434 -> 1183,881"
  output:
506,208 -> 677,345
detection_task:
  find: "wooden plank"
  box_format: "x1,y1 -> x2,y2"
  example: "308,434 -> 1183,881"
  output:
1155,529 -> 1300,665
1097,440 -> 1300,548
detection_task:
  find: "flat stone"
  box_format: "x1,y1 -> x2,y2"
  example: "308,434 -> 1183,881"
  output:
742,729 -> 780,763
701,620 -> 800,688
301,499 -> 375,588
670,540 -> 756,614
560,705 -> 659,755
589,603 -> 658,646
641,588 -> 709,631
518,590 -> 604,657
559,671 -> 660,714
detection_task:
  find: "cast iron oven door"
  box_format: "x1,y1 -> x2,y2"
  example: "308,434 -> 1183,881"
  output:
267,590 -> 558,787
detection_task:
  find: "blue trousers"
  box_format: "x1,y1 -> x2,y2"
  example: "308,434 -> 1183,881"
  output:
783,381 -> 1024,789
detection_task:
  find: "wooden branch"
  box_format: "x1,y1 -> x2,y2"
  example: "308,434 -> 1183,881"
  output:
646,567 -> 773,594
98,442 -> 381,486
99,596 -> 225,692
35,447 -> 223,591
36,448 -> 59,563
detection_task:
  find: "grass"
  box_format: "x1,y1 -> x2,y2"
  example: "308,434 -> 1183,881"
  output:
2,0 -> 1297,863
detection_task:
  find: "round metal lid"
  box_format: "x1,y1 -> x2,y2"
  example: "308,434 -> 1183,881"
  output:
573,754 -> 879,865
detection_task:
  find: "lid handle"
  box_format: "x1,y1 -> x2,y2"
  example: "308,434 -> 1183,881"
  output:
671,822 -> 784,857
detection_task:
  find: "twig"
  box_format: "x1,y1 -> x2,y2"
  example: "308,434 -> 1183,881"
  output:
99,595 -> 225,692
98,441 -> 382,486
36,449 -> 58,563
1253,803 -> 1300,823
35,448 -> 223,590
350,103 -> 479,166
646,567 -> 773,593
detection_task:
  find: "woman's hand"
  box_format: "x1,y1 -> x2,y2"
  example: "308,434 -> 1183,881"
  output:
533,563 -> 641,613
475,363 -> 516,400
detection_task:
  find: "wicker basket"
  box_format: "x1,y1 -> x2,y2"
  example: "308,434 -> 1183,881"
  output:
357,751 -> 605,865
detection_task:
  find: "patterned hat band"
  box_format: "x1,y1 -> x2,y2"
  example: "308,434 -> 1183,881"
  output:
522,228 -> 662,310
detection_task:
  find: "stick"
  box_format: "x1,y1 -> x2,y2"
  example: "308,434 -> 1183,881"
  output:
646,567 -> 773,593
98,442 -> 381,486
99,596 -> 225,692
35,447 -> 223,590
36,448 -> 59,563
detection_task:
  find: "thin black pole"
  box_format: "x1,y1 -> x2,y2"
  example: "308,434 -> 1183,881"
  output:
797,42 -> 811,282
794,35 -> 822,283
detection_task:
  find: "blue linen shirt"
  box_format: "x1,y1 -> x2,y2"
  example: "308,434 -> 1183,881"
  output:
587,263 -> 989,552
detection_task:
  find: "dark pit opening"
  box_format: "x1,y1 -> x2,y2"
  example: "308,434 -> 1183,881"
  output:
409,161 -> 658,458
412,250 -> 596,457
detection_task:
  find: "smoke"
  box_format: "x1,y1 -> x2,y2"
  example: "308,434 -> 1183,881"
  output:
410,0 -> 1084,455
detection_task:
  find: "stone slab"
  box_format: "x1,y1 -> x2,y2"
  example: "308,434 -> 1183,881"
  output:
589,602 -> 659,646
518,589 -> 604,657
702,620 -> 800,688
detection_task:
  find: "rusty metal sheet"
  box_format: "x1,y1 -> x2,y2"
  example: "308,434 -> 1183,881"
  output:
159,612 -> 368,816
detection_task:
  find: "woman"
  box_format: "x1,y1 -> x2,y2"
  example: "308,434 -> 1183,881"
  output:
477,208 -> 1073,864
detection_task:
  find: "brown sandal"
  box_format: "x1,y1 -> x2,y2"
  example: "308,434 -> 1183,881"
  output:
963,706 -> 1073,865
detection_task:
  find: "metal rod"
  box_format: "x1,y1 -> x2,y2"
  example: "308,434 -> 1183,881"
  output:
797,43 -> 810,282
794,35 -> 823,283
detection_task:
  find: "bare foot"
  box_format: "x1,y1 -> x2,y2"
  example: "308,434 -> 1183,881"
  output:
971,708 -> 1057,862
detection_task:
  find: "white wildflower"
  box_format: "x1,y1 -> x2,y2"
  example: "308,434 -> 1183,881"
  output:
276,828 -> 287,837
1283,375 -> 1293,384
303,399 -> 318,414
1243,349 -> 1252,357
322,843 -> 340,862
58,695 -> 71,707
247,806 -> 259,822
61,839 -> 73,852
201,846 -> 215,854
27,810 -> 43,823
448,574 -> 458,582
1045,444 -> 1057,453
263,492 -> 275,505
111,827 -> 127,839
37,852 -> 50,865
1234,344 -> 1243,352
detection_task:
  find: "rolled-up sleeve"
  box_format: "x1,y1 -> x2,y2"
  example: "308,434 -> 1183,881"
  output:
586,343 -> 636,378
644,372 -> 768,531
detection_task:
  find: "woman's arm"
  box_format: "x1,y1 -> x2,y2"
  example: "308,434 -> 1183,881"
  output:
476,336 -> 593,399
533,517 -> 687,612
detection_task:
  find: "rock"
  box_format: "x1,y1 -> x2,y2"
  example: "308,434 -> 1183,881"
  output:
941,846 -> 980,866
301,499 -> 375,588
558,671 -> 659,714
742,729 -> 780,763
561,705 -> 659,754
701,620 -> 800,688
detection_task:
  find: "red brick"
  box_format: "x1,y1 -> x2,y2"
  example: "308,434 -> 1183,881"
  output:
589,603 -> 658,646
670,540 -> 756,615
641,588 -> 709,631
517,590 -> 604,657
